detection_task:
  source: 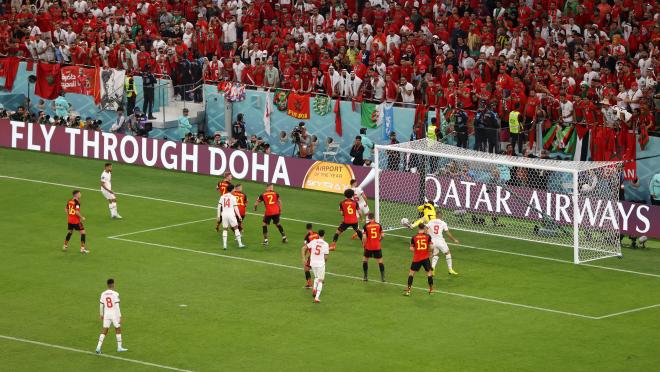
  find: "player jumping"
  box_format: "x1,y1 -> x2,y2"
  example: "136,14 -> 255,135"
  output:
404,224 -> 434,296
216,171 -> 233,195
301,223 -> 319,289
306,229 -> 330,303
362,213 -> 385,282
350,179 -> 370,239
217,184 -> 245,249
329,189 -> 362,250
404,201 -> 437,229
254,184 -> 287,245
426,216 -> 460,276
231,184 -> 248,232
64,190 -> 88,254
101,163 -> 122,219
96,278 -> 128,354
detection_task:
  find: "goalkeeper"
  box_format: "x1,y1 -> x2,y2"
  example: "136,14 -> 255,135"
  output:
410,202 -> 437,228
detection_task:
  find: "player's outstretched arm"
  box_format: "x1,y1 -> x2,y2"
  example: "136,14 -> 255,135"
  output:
446,230 -> 460,244
234,206 -> 242,221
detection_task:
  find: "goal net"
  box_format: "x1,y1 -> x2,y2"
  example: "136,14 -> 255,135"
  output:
373,138 -> 623,264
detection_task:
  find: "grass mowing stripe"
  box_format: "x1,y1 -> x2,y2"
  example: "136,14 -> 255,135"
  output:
0,335 -> 193,372
109,236 -> 599,320
2,174 -> 659,279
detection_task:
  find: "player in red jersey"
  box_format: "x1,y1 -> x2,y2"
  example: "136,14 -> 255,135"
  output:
254,184 -> 287,245
216,172 -> 233,195
404,224 -> 434,296
64,190 -> 88,254
231,184 -> 248,232
329,189 -> 362,250
361,213 -> 385,282
301,223 -> 319,289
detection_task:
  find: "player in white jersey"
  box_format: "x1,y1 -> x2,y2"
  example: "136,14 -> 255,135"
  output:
216,184 -> 245,249
306,229 -> 330,303
350,179 -> 370,240
425,217 -> 460,275
96,278 -> 127,353
100,163 -> 122,219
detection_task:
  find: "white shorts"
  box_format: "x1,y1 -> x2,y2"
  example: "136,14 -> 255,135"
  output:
311,265 -> 325,280
221,213 -> 239,228
103,316 -> 120,328
432,238 -> 449,255
359,204 -> 370,216
101,189 -> 115,200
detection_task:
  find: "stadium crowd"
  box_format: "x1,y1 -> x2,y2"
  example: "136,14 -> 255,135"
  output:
1,0 -> 658,154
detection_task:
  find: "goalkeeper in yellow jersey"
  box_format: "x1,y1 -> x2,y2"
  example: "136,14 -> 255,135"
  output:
410,202 -> 437,228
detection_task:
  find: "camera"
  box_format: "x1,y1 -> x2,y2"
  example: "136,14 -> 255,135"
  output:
290,122 -> 305,144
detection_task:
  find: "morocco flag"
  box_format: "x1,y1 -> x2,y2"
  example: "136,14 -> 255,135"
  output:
286,93 -> 310,119
35,62 -> 62,99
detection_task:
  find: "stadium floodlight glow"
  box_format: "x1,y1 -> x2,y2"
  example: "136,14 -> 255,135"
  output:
374,138 -> 623,264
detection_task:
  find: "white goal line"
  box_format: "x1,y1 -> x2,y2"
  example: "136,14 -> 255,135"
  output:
0,334 -> 193,372
2,174 -> 659,280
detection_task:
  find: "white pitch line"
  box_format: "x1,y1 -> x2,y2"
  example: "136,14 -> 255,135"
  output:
108,218 -> 217,239
2,174 -> 660,279
108,236 -> 598,320
595,304 -> 660,320
0,334 -> 193,372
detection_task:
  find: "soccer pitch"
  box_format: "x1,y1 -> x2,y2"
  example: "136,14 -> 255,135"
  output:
1,148 -> 659,372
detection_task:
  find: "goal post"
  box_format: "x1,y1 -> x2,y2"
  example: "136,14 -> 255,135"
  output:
374,139 -> 623,264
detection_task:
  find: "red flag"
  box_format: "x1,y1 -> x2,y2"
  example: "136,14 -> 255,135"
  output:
93,66 -> 101,104
60,66 -> 98,96
35,62 -> 62,99
0,57 -> 20,90
414,104 -> 428,138
528,122 -> 535,149
639,123 -> 649,150
334,97 -> 342,136
286,92 -> 310,119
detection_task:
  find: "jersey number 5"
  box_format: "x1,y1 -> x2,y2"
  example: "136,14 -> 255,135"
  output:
314,246 -> 322,255
105,297 -> 113,308
369,228 -> 379,239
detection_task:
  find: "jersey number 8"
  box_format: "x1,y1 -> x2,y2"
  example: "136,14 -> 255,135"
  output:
105,297 -> 113,308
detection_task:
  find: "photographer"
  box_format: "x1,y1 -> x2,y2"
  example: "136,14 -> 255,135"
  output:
129,108 -> 150,137
231,113 -> 247,149
110,107 -> 128,134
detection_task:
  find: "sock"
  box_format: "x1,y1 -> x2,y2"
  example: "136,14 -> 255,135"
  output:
432,255 -> 439,269
65,232 -> 72,244
108,203 -> 116,217
379,263 -> 385,277
262,226 -> 268,239
407,275 -> 413,289
315,281 -> 323,300
116,334 -> 122,348
356,230 -> 363,240
304,271 -> 311,281
332,233 -> 339,243
96,334 -> 105,350
445,254 -> 453,270
222,230 -> 228,248
81,234 -> 86,248
112,202 -> 118,216
428,275 -> 434,290
235,230 -> 242,245
313,278 -> 318,291
362,261 -> 368,276
277,224 -> 285,236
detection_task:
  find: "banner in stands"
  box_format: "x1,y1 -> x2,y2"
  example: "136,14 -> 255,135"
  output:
0,120 -> 372,196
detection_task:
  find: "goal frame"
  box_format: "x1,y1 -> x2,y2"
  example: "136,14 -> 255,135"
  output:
374,140 -> 622,264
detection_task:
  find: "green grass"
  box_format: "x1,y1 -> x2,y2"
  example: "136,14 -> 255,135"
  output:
1,147 -> 660,372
